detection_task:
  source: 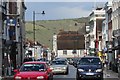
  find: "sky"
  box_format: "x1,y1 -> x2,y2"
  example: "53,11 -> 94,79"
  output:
25,2 -> 106,21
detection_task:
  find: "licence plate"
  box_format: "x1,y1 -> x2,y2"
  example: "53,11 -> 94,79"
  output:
86,73 -> 94,75
56,68 -> 61,69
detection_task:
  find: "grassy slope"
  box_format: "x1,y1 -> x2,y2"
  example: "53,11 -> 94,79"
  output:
25,17 -> 89,49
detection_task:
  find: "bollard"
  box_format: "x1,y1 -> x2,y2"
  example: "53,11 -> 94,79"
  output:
8,67 -> 11,76
0,76 -> 2,80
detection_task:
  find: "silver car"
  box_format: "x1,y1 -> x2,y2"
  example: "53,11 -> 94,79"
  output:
50,59 -> 69,75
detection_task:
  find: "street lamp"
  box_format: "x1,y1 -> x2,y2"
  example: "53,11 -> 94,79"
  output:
33,11 -> 45,58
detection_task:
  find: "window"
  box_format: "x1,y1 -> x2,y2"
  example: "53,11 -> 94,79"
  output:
63,50 -> 67,55
78,58 -> 101,65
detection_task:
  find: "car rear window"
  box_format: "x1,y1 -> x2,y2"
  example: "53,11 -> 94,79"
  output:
78,58 -> 101,65
52,60 -> 67,65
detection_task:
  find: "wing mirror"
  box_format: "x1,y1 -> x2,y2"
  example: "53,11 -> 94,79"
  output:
14,69 -> 19,73
47,68 -> 52,72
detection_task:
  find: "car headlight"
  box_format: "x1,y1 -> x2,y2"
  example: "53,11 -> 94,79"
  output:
37,76 -> 44,79
78,69 -> 84,72
63,67 -> 66,69
15,76 -> 21,80
96,69 -> 102,72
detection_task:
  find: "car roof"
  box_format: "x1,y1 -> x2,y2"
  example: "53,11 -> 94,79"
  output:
24,61 -> 47,64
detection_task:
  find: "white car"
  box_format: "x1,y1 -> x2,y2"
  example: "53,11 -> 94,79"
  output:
50,59 -> 69,75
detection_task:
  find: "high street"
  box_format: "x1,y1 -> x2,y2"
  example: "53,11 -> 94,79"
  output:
0,1 -> 120,79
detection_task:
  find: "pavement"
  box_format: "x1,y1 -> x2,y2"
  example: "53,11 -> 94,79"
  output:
104,69 -> 118,78
1,76 -> 13,80
104,67 -> 119,80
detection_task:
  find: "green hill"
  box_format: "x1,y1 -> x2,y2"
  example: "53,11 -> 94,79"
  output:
25,17 -> 89,49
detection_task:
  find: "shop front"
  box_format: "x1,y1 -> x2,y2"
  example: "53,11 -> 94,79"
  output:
113,29 -> 120,74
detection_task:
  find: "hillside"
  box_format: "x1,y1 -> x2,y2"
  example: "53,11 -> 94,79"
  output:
25,17 -> 89,49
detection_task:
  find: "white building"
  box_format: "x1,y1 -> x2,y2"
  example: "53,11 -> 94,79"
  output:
2,0 -> 26,69
112,1 -> 120,59
54,31 -> 85,58
25,46 -> 42,59
52,35 -> 57,56
57,50 -> 84,58
103,1 -> 112,62
89,8 -> 105,55
16,0 -> 27,65
85,26 -> 90,55
0,0 -> 3,77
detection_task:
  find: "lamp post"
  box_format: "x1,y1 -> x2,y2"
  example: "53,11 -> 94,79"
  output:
33,11 -> 45,58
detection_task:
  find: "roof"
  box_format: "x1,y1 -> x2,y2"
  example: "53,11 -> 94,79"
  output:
57,31 -> 85,50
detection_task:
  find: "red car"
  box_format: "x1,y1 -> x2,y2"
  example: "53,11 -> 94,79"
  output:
14,61 -> 53,80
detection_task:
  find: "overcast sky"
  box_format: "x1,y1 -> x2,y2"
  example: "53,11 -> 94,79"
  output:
25,2 -> 105,21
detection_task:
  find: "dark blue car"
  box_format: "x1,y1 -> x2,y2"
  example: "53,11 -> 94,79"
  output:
76,56 -> 103,80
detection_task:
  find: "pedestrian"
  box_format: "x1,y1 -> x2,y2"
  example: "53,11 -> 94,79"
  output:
105,59 -> 108,69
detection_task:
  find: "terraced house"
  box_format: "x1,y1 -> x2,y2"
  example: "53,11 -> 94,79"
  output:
0,0 -> 26,77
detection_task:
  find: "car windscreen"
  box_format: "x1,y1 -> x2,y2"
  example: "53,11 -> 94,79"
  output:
78,58 -> 101,65
52,60 -> 66,65
20,63 -> 46,72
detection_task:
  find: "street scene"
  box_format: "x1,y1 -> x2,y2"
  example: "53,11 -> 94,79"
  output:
0,0 -> 120,80
2,64 -> 119,80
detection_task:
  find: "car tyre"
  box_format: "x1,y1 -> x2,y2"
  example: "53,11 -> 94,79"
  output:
49,74 -> 53,80
65,68 -> 69,75
99,76 -> 103,80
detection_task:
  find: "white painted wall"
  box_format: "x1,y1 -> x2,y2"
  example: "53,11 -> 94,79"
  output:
112,1 -> 120,31
25,46 -> 42,59
53,35 -> 57,56
57,50 -> 85,58
89,8 -> 105,51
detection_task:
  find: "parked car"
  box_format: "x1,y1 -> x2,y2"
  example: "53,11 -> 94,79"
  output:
23,57 -> 36,63
54,57 -> 68,62
50,59 -> 69,75
14,61 -> 53,80
37,58 -> 51,65
76,56 -> 103,80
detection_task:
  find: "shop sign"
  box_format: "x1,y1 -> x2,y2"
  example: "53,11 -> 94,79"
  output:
6,19 -> 17,26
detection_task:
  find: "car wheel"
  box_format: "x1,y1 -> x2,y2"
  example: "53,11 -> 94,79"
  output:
50,76 -> 53,80
49,74 -> 53,80
65,68 -> 69,75
66,70 -> 68,75
99,77 -> 103,80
